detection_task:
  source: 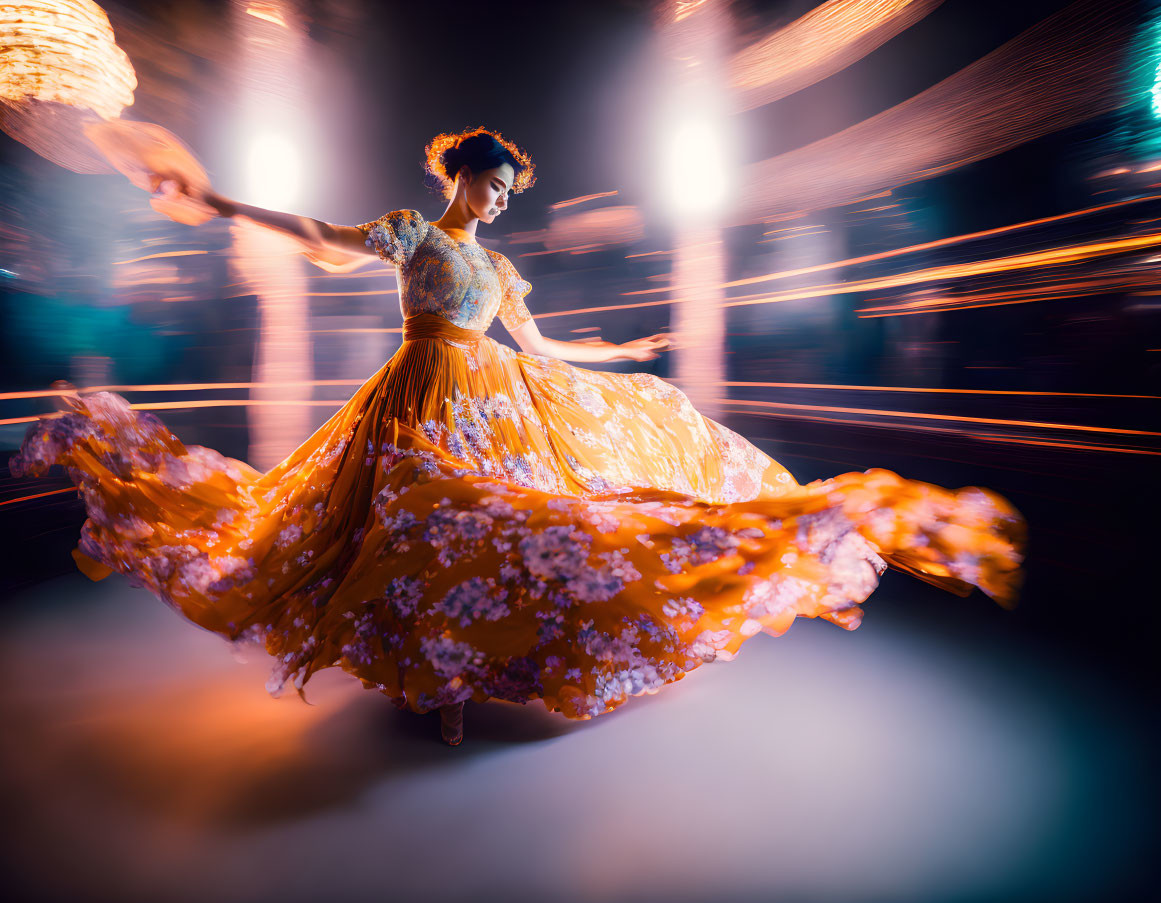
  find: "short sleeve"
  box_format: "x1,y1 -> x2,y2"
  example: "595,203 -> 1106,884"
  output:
356,209 -> 429,268
487,249 -> 533,330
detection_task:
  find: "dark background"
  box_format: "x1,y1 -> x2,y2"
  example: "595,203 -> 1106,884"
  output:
0,2 -> 1158,901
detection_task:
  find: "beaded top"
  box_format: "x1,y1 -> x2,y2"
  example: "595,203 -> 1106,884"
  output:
357,209 -> 533,331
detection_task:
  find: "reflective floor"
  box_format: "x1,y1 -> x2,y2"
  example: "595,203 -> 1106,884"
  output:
0,571 -> 1151,903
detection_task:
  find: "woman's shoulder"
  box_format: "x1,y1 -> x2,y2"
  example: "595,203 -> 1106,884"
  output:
357,209 -> 430,266
484,247 -> 531,297
360,208 -> 428,234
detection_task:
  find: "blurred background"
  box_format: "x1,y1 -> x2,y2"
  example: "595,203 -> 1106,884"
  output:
0,1 -> 1158,901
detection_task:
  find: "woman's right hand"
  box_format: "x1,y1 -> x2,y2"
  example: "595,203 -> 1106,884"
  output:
82,120 -> 219,226
615,334 -> 672,362
148,174 -> 222,225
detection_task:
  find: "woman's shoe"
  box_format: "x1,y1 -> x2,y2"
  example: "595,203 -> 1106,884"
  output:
440,702 -> 464,746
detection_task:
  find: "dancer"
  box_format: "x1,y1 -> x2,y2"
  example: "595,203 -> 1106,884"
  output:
12,126 -> 1024,747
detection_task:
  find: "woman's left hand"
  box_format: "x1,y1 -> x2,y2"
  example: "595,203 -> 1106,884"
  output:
615,334 -> 671,362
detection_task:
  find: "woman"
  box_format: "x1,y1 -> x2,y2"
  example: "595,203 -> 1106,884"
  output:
12,127 -> 1024,747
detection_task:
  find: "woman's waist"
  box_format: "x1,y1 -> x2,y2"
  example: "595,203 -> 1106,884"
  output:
401,312 -> 487,345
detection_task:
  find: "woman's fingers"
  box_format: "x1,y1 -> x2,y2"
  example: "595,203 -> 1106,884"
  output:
150,171 -> 203,202
616,334 -> 674,361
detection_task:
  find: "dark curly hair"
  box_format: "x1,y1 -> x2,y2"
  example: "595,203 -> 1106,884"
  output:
424,127 -> 535,199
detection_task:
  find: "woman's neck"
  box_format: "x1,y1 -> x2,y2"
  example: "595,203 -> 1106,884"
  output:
432,197 -> 479,241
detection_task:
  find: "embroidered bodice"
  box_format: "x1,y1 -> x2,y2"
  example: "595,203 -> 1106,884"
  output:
356,209 -> 533,332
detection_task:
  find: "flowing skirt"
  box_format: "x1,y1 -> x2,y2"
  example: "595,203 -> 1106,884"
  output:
11,313 -> 1024,719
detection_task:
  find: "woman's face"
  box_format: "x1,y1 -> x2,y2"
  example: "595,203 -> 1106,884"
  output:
460,162 -> 514,225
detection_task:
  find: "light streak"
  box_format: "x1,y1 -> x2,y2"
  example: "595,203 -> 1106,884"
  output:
673,0 -> 712,24
1151,13 -> 1161,119
718,382 -> 1157,400
4,378 -> 1151,406
244,3 -> 289,28
0,398 -> 357,427
0,379 -> 368,402
730,1 -> 943,111
112,250 -> 209,266
5,389 -> 1150,449
549,191 -> 619,211
0,488 -> 78,508
536,229 -> 1161,320
855,273 -> 1161,317
718,397 -> 1161,437
733,0 -> 1138,223
720,406 -> 1161,456
626,193 -> 1161,297
509,206 -> 646,255
301,289 -> 398,297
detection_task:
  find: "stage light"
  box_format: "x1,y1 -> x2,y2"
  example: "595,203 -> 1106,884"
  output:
244,130 -> 301,209
661,114 -> 731,217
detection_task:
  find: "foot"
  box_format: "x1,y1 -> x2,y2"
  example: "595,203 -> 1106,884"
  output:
439,702 -> 464,746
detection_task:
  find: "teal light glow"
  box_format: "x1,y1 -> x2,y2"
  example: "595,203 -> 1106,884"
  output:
1153,38 -> 1161,119
1148,11 -> 1161,119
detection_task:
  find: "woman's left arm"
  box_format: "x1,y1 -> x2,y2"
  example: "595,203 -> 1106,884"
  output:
507,318 -> 670,363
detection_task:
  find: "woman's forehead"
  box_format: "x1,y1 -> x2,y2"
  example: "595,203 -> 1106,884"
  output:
484,163 -> 515,186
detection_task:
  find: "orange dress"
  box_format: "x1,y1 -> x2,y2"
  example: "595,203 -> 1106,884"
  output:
11,209 -> 1024,719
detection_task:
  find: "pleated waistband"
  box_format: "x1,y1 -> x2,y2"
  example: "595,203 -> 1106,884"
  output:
402,313 -> 485,345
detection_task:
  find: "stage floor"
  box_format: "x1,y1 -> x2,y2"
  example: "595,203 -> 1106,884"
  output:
0,572 -> 1151,903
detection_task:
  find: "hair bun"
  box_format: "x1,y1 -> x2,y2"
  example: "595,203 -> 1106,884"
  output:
440,144 -> 464,179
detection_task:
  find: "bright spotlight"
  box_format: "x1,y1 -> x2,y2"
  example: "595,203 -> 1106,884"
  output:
661,114 -> 731,217
245,132 -> 302,209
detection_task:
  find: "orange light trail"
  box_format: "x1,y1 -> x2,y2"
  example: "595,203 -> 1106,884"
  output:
537,228 -> 1161,321
0,398 -> 359,427
718,382 -> 1157,400
549,191 -> 619,211
518,244 -> 603,258
855,273 -> 1161,317
112,250 -> 209,265
623,193 -> 1161,297
3,390 -> 1150,447
718,398 -> 1161,437
0,488 -> 78,508
720,406 -> 1161,456
0,379 -> 368,402
7,376 -> 1152,409
301,289 -> 398,297
245,4 -> 289,28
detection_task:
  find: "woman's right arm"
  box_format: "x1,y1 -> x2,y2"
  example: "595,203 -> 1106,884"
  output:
202,189 -> 374,263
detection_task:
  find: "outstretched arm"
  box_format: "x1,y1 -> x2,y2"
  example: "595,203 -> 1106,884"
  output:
201,189 -> 373,267
506,316 -> 669,363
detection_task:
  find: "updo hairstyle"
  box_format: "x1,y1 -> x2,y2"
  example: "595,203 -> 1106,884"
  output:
424,127 -> 535,199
